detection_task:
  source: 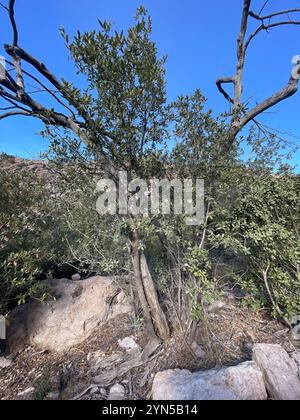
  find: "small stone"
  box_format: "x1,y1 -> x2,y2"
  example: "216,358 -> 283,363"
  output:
110,383 -> 126,394
118,337 -> 139,351
191,342 -> 206,359
0,357 -> 12,369
206,300 -> 227,314
71,273 -> 81,281
108,383 -> 126,400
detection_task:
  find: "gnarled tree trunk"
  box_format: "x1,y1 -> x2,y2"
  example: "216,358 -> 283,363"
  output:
130,234 -> 169,340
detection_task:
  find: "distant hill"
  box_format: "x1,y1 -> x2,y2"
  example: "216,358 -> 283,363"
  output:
0,153 -> 51,178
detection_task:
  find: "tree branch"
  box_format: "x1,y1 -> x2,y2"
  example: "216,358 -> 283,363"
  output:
1,2 -> 88,133
8,0 -> 18,46
4,45 -> 114,140
4,59 -> 76,118
1,0 -> 121,154
217,0 -> 300,143
234,0 -> 251,105
0,89 -> 31,112
232,74 -> 299,136
245,20 -> 300,50
0,2 -> 9,12
0,110 -> 31,120
0,105 -> 18,110
0,68 -> 18,93
5,45 -> 64,92
249,8 -> 300,21
216,77 -> 235,104
5,0 -> 25,97
0,0 -> 121,181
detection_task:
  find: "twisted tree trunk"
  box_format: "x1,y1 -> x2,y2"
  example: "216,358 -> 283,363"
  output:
130,233 -> 169,340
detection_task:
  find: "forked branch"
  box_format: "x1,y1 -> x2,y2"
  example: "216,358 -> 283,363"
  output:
216,0 -> 300,140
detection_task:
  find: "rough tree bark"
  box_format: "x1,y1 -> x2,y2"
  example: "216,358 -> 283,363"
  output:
140,252 -> 169,339
130,230 -> 169,339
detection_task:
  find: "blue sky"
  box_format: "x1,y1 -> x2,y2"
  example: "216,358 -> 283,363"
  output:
0,0 -> 299,167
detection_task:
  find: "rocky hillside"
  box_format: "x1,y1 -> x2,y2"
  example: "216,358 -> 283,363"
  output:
0,154 -> 50,176
0,274 -> 299,400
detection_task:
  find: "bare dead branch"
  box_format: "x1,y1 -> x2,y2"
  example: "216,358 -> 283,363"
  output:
3,45 -> 115,141
0,62 -> 19,91
217,0 -> 300,143
0,110 -> 31,120
232,74 -> 299,137
234,0 -> 251,105
258,1 -> 269,16
0,0 -> 119,163
237,0 -> 251,55
216,77 -> 235,104
245,20 -> 300,50
0,79 -> 78,130
249,8 -> 300,21
4,59 -> 76,118
8,0 -> 18,46
1,2 -> 93,141
261,20 -> 300,30
0,90 -> 31,112
0,2 -> 9,12
0,77 -> 18,93
5,0 -> 25,97
4,45 -> 64,92
0,105 -> 17,110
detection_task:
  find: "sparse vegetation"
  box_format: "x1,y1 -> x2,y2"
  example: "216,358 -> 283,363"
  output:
32,372 -> 53,401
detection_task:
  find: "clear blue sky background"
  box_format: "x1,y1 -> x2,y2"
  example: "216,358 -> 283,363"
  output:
0,0 -> 299,168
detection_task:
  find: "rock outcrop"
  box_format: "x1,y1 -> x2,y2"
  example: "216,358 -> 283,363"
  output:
152,361 -> 267,400
7,276 -> 132,353
153,344 -> 300,401
253,344 -> 300,401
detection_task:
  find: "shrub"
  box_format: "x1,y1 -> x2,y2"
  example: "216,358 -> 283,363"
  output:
0,168 -> 57,313
213,170 -> 300,321
0,163 -> 128,314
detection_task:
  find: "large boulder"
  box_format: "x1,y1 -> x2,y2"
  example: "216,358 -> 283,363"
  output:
152,361 -> 267,400
253,344 -> 300,400
7,277 -> 132,353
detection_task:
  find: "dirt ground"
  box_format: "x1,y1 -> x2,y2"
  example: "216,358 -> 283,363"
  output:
0,299 -> 299,401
